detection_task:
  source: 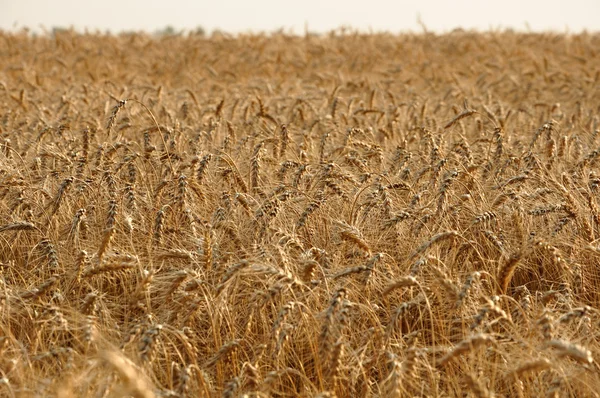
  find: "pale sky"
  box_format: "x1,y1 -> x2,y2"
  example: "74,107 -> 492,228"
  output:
1,0 -> 598,34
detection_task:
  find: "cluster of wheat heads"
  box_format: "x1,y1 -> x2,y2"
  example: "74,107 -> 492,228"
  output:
0,29 -> 599,397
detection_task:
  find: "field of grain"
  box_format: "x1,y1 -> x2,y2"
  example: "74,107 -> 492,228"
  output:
0,29 -> 599,397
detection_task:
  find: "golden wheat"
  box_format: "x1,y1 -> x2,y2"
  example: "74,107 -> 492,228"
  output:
0,28 -> 599,397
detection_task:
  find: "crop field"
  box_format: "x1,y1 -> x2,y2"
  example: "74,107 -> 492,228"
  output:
0,29 -> 599,397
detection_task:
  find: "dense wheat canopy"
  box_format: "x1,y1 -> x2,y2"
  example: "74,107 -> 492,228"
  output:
0,29 -> 599,397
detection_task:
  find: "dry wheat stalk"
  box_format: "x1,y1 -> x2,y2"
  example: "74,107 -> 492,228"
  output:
545,340 -> 593,364
139,324 -> 162,362
511,358 -> 553,376
106,100 -> 128,133
382,352 -> 402,398
438,334 -> 495,366
97,199 -> 118,260
101,350 -> 155,398
411,231 -> 460,259
497,252 -> 523,294
465,373 -> 494,398
0,222 -> 37,233
20,276 -> 58,300
204,340 -> 241,368
383,276 -> 419,295
336,221 -> 371,254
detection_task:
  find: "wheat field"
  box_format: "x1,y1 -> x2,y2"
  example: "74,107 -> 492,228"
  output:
0,29 -> 599,397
